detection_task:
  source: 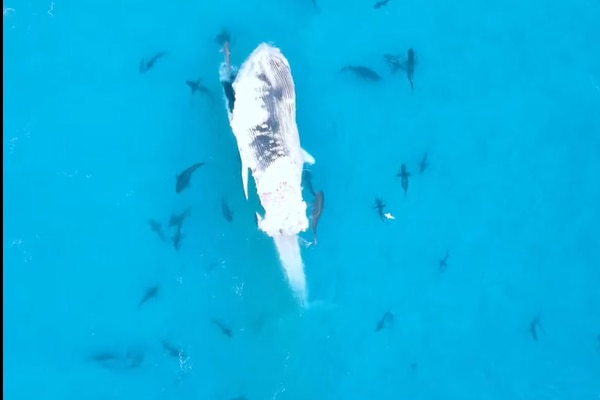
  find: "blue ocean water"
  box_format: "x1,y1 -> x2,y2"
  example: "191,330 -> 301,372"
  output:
3,0 -> 600,398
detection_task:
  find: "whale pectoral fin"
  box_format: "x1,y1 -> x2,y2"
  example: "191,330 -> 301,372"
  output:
255,212 -> 263,229
241,160 -> 250,200
302,148 -> 316,165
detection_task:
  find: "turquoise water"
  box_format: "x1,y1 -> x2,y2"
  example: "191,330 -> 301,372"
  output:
3,0 -> 600,398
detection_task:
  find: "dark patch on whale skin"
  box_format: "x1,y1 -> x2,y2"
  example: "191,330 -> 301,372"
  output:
250,132 -> 288,170
245,57 -> 295,171
269,86 -> 284,101
223,69 -> 238,114
256,73 -> 285,102
253,115 -> 280,133
248,81 -> 289,170
222,80 -> 236,113
257,73 -> 270,85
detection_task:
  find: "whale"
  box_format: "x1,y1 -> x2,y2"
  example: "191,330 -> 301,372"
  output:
218,48 -> 315,199
219,42 -> 315,305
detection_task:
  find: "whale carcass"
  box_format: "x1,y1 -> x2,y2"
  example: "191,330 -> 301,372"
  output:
219,42 -> 315,305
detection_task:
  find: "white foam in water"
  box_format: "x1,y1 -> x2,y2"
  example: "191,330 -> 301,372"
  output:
272,233 -> 308,306
253,158 -> 310,305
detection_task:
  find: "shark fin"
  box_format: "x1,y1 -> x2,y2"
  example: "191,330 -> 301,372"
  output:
302,148 -> 315,165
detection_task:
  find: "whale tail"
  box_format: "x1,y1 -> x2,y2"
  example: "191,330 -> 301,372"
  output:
272,234 -> 308,306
